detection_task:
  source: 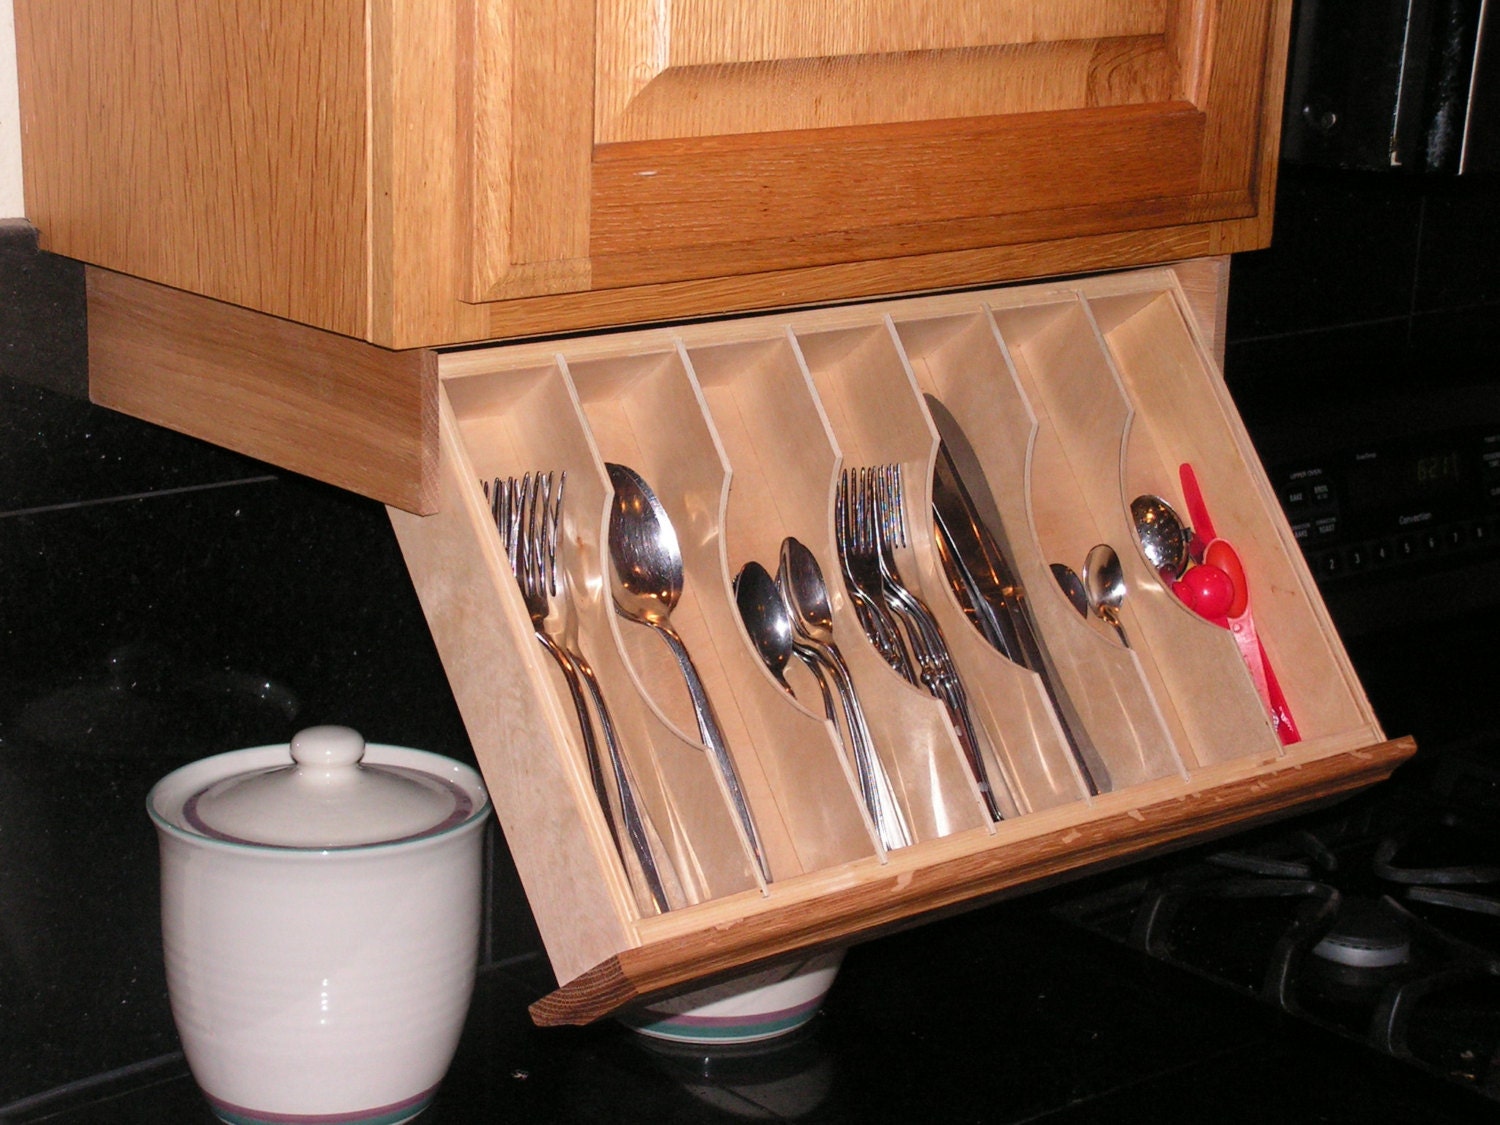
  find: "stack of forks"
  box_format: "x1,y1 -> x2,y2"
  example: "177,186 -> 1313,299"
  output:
488,471 -> 674,914
835,465 -> 1008,821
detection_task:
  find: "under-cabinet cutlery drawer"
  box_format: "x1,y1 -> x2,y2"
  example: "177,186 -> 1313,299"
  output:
389,265 -> 1411,1026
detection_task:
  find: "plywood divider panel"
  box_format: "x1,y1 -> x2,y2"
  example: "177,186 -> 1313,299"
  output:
388,395 -> 636,985
684,337 -> 893,857
1088,287 -> 1382,751
890,308 -> 1169,797
996,293 -> 1279,769
444,364 -> 757,913
985,297 -> 1197,780
567,348 -> 877,882
791,323 -> 1029,822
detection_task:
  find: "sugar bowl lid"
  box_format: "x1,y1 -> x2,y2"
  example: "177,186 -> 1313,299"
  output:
180,725 -> 479,849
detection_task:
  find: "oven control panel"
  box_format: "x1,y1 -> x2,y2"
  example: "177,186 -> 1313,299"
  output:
1270,426 -> 1500,583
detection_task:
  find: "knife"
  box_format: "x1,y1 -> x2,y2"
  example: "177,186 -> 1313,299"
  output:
925,395 -> 1103,796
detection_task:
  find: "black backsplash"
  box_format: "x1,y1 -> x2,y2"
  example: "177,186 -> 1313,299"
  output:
2,164 -> 1498,1111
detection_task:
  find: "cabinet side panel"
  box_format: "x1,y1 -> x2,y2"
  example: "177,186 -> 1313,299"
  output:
14,1 -> 369,337
86,268 -> 437,514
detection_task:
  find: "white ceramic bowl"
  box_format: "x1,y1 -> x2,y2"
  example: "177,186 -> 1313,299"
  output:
148,729 -> 490,1125
621,950 -> 844,1044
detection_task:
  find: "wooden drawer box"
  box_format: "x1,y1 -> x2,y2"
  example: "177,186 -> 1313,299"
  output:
388,266 -> 1411,1026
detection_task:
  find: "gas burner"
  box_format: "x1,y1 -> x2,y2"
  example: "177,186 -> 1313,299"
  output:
1311,898 -> 1413,969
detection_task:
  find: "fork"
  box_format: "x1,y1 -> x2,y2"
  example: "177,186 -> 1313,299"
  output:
835,472 -> 917,681
838,464 -> 1007,821
489,472 -> 672,914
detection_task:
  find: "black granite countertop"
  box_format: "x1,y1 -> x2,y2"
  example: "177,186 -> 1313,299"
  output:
10,882 -> 1500,1125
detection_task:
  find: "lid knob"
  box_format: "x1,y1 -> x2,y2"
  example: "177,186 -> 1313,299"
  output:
290,725 -> 366,770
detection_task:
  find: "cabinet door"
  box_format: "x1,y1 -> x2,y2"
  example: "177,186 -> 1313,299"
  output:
463,0 -> 1289,303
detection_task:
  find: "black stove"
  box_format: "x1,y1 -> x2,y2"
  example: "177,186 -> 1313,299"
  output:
1058,742 -> 1500,1101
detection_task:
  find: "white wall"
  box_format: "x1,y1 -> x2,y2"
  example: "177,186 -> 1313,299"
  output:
1,0 -> 23,218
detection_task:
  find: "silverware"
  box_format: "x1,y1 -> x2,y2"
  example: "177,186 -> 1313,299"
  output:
735,560 -> 801,697
489,471 -> 672,915
834,477 -> 916,681
1051,563 -> 1090,619
1083,543 -> 1131,648
922,404 -> 1102,796
777,539 -> 910,851
837,464 -> 1006,821
1130,494 -> 1192,579
931,500 -> 1101,795
605,463 -> 772,884
735,559 -> 894,846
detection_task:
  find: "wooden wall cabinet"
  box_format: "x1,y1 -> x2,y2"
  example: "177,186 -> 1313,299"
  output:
16,0 -> 1293,513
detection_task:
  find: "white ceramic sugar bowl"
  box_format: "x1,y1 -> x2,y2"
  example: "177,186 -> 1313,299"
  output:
148,725 -> 490,1125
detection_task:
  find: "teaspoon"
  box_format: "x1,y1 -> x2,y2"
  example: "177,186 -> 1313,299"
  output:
734,561 -> 799,696
1050,562 -> 1090,619
1083,543 -> 1131,648
605,463 -> 771,883
1129,494 -> 1191,579
778,537 -> 909,852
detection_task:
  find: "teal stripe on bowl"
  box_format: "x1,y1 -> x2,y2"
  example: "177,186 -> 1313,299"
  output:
628,994 -> 823,1043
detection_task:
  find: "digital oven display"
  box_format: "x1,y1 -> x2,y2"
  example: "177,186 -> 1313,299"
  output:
1343,447 -> 1469,514
1271,424 -> 1500,589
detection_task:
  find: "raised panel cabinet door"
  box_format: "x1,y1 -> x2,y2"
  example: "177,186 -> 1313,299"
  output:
462,0 -> 1289,302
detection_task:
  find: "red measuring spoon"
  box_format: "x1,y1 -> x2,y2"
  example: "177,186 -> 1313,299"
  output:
1179,464 -> 1301,745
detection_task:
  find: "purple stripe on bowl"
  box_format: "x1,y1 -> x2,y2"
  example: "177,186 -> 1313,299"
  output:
205,1084 -> 437,1125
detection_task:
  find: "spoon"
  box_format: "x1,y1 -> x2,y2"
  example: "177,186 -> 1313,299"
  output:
736,559 -> 843,731
734,561 -> 798,696
605,463 -> 771,883
778,538 -> 841,652
1083,543 -> 1131,648
778,538 -> 909,851
1204,538 -> 1249,619
1130,494 -> 1191,579
1201,537 -> 1300,744
1050,562 -> 1090,619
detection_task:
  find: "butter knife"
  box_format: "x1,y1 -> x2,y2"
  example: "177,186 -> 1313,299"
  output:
925,395 -> 1103,796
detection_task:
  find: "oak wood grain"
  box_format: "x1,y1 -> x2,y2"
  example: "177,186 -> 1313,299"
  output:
476,225 -> 1234,344
460,0 -> 596,304
14,0 -> 369,337
19,0 -> 1291,351
596,40 -> 1172,144
589,103 -> 1213,283
86,268 -> 439,514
